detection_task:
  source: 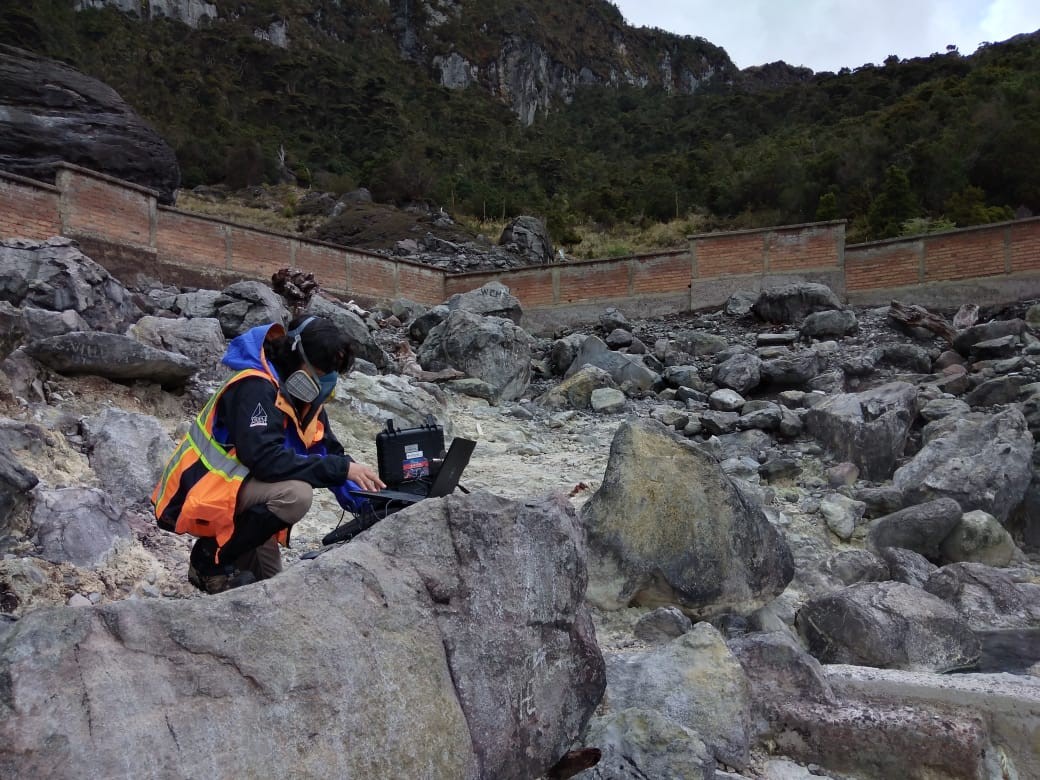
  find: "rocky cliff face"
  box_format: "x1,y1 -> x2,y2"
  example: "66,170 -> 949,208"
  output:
0,45 -> 180,203
72,0 -> 737,124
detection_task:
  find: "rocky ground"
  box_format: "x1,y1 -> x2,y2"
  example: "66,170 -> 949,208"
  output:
5,236 -> 1040,779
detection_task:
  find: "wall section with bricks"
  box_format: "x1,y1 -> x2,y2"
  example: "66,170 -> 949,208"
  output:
4,165 -> 1040,326
0,172 -> 61,241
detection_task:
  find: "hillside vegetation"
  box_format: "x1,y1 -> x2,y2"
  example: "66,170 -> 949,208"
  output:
3,1 -> 1039,246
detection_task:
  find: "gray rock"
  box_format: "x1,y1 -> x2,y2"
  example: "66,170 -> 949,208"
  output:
633,606 -> 693,643
879,547 -> 938,588
214,280 -> 289,337
893,407 -> 1033,523
757,332 -> 799,346
805,382 -> 918,481
389,297 -> 426,323
582,419 -> 793,618
964,375 -> 1024,407
590,387 -> 627,413
81,408 -> 175,509
0,238 -> 143,332
498,216 -> 553,266
738,404 -> 782,432
867,498 -> 964,560
22,307 -> 90,341
795,581 -> 980,672
548,333 -> 587,376
332,373 -> 451,440
728,631 -> 837,713
919,397 -> 971,421
0,448 -> 38,545
819,493 -> 866,541
753,283 -> 842,324
970,334 -> 1021,360
599,307 -> 631,332
30,487 -> 130,568
819,550 -> 890,586
601,623 -> 751,768
724,290 -> 758,317
869,343 -> 933,373
447,281 -> 523,324
564,336 -> 658,394
662,365 -> 704,390
953,319 -> 1027,356
409,304 -> 450,344
24,331 -> 196,387
172,289 -> 222,319
924,562 -> 1040,631
713,353 -> 762,394
419,310 -> 533,404
605,328 -> 633,348
700,410 -> 740,435
800,309 -> 857,339
855,485 -> 905,518
759,352 -> 821,388
709,388 -> 745,412
940,510 -> 1017,567
538,365 -> 617,410
581,708 -> 714,780
0,47 -> 179,202
2,492 -> 604,779
674,330 -> 729,356
128,315 -> 228,380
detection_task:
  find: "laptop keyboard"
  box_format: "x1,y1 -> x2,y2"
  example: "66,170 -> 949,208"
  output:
391,480 -> 430,497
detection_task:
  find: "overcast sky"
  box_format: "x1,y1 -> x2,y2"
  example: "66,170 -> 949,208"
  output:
611,0 -> 1040,72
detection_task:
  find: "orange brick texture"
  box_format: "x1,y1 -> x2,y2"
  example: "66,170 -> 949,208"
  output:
0,178 -> 61,240
157,209 -> 228,270
62,170 -> 151,247
845,244 -> 922,291
696,233 -> 765,277
1010,220 -> 1040,274
924,229 -> 1006,282
7,169 -> 1040,314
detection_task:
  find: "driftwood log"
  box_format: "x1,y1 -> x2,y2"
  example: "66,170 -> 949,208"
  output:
888,301 -> 957,344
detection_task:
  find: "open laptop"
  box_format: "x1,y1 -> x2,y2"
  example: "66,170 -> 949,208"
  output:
350,437 -> 476,507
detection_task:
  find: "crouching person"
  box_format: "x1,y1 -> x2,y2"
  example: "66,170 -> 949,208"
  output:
151,315 -> 385,594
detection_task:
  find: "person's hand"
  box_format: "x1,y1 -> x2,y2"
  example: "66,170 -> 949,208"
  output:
348,461 -> 385,492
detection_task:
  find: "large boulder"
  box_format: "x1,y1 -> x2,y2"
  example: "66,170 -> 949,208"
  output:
418,309 -> 533,404
0,491 -> 604,779
214,281 -> 289,337
24,331 -> 196,387
893,408 -> 1033,523
581,419 -> 794,617
805,382 -> 918,481
128,315 -> 228,380
795,581 -> 980,672
331,373 -> 452,440
0,238 -> 143,332
447,281 -> 523,324
0,45 -> 179,202
30,487 -> 131,568
564,336 -> 659,394
866,498 -> 965,561
0,448 -> 38,545
593,623 -> 751,769
81,408 -> 175,509
752,283 -> 843,324
498,216 -> 553,265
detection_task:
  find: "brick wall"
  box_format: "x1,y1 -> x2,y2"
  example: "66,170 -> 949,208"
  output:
0,172 -> 60,240
57,166 -> 153,248
4,165 -> 1040,325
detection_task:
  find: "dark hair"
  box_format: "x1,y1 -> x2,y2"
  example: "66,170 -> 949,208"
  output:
266,316 -> 355,378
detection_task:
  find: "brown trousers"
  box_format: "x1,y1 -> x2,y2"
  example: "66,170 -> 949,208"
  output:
232,478 -> 313,580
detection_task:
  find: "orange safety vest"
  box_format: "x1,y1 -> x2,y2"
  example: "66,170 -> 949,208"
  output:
151,364 -> 328,552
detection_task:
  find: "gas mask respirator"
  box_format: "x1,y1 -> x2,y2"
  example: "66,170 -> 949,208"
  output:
282,317 -> 337,404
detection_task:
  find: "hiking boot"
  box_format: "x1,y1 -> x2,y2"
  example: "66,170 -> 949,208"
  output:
188,564 -> 256,595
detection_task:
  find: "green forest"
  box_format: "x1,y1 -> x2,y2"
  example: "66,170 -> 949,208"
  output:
4,0 -> 1039,244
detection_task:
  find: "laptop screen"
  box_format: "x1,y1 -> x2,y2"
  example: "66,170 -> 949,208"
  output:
427,438 -> 476,497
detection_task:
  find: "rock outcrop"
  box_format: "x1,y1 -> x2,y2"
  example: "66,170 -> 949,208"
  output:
0,45 -> 180,203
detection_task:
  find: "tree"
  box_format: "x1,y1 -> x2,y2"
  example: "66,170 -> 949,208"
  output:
867,165 -> 920,239
815,192 -> 840,221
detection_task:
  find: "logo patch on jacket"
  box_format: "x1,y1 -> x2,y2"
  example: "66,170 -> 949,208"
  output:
250,403 -> 268,428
